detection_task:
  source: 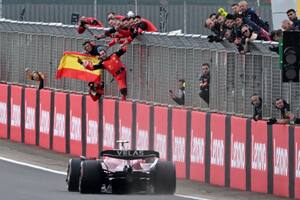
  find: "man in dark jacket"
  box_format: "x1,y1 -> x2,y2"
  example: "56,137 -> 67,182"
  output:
250,94 -> 262,121
82,40 -> 104,56
199,63 -> 210,105
286,9 -> 300,29
267,98 -> 300,125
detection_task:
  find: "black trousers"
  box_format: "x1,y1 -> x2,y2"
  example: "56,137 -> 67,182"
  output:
199,90 -> 209,105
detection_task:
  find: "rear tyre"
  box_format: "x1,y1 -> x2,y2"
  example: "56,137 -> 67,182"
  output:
66,158 -> 81,192
79,160 -> 103,194
152,160 -> 176,194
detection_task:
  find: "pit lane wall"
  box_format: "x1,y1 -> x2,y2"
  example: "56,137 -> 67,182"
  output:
0,83 -> 300,199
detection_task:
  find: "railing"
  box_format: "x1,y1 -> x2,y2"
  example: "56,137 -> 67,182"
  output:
1,0 -> 272,34
0,19 -> 299,119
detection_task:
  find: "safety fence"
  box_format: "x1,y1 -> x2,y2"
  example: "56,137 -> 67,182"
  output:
0,83 -> 299,198
0,19 -> 299,119
1,0 -> 273,34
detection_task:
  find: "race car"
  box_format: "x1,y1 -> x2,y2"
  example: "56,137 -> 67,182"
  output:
66,141 -> 176,194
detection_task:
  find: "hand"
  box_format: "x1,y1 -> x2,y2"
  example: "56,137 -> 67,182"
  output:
208,35 -> 216,43
91,19 -> 99,25
120,40 -> 128,48
77,57 -> 83,65
269,45 -> 279,53
79,19 -> 87,26
94,34 -> 105,40
169,93 -> 176,99
200,82 -> 208,89
253,116 -> 258,121
267,118 -> 277,125
207,35 -> 214,39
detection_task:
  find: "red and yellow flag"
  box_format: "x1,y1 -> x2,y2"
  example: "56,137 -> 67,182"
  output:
56,51 -> 102,83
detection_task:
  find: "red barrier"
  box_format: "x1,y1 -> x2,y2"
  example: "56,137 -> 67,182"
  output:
172,108 -> 187,179
10,85 -> 22,143
251,120 -> 268,193
0,84 -> 8,139
273,124 -> 289,197
230,116 -> 247,190
52,92 -> 67,153
154,106 -> 168,160
24,88 -> 37,145
103,99 -> 116,150
119,101 -> 132,149
136,103 -> 150,150
294,127 -> 300,199
69,94 -> 82,156
190,111 -> 206,182
85,97 -> 99,158
210,113 -> 226,186
39,90 -> 51,149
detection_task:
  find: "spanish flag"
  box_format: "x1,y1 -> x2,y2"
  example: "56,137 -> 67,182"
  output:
56,51 -> 102,83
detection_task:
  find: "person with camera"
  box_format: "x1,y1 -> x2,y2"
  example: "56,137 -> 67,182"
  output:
169,79 -> 186,106
25,68 -> 45,90
267,98 -> 300,125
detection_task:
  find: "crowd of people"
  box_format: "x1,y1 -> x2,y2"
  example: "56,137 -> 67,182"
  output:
251,94 -> 300,125
204,0 -> 300,53
76,11 -> 157,101
25,6 -> 300,126
203,0 -> 300,125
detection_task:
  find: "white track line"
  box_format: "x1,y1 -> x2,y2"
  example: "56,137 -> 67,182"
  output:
0,156 -> 67,175
174,194 -> 211,200
0,156 -> 210,200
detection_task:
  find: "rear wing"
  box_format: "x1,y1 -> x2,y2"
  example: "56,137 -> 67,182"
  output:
100,150 -> 159,160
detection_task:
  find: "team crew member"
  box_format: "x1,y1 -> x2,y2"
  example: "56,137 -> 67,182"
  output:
77,16 -> 103,34
78,45 -> 129,100
95,17 -> 137,47
133,15 -> 158,33
88,81 -> 104,101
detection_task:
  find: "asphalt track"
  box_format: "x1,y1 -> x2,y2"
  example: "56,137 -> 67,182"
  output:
0,139 -> 288,200
0,159 -> 197,200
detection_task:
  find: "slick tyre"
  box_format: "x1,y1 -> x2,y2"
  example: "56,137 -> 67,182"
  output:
79,160 -> 103,194
66,158 -> 81,192
152,161 -> 176,194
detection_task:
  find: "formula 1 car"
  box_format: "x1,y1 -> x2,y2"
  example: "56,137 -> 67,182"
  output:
66,141 -> 176,194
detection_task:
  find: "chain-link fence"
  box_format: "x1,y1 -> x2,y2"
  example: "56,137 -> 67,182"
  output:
0,19 -> 299,119
2,0 -> 272,34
